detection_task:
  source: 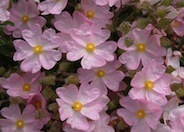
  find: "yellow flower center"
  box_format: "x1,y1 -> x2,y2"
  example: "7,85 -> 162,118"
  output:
145,81 -> 154,90
173,20 -> 179,28
86,43 -> 95,52
86,10 -> 95,19
96,70 -> 105,78
136,43 -> 146,52
34,100 -> 42,109
72,101 -> 83,111
33,45 -> 43,54
22,84 -> 31,91
136,110 -> 146,119
21,15 -> 29,23
16,120 -> 24,128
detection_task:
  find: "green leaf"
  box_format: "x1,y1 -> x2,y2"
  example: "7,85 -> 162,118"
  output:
0,21 -> 14,27
0,39 -> 6,46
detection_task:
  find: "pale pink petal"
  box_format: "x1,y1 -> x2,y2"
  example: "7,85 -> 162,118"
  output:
103,71 -> 125,91
119,51 -> 141,70
145,90 -> 167,106
67,47 -> 86,61
119,96 -> 138,112
128,88 -> 146,101
131,119 -> 151,132
56,85 -> 78,104
20,55 -> 41,73
67,112 -> 89,131
78,83 -> 100,105
1,73 -> 24,90
56,99 -> 74,121
0,105 -> 21,121
39,50 -> 61,70
77,68 -> 96,83
81,53 -> 106,69
117,109 -> 136,126
13,40 -> 33,61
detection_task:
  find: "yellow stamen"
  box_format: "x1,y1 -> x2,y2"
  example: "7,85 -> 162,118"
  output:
72,101 -> 82,111
33,45 -> 43,54
86,10 -> 95,19
136,110 -> 146,119
21,15 -> 29,23
16,120 -> 24,128
34,100 -> 42,109
145,81 -> 154,90
173,21 -> 179,28
96,70 -> 105,78
86,43 -> 95,52
22,84 -> 31,91
136,43 -> 146,52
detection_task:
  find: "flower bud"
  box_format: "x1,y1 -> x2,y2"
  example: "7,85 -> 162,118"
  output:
42,87 -> 57,101
65,74 -> 79,85
40,75 -> 56,86
176,88 -> 184,97
48,103 -> 59,113
58,62 -> 71,72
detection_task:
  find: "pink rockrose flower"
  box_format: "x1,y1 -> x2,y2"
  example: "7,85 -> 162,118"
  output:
90,112 -> 115,132
13,24 -> 62,73
78,60 -> 125,93
27,93 -> 46,109
7,0 -> 45,38
170,8 -> 184,37
93,0 -> 119,7
129,60 -> 178,106
117,97 -> 162,132
38,0 -> 68,15
67,23 -> 117,69
56,83 -> 110,131
1,72 -> 43,99
0,0 -> 10,22
0,104 -> 44,132
81,0 -> 113,28
54,11 -> 89,53
168,105 -> 184,132
118,24 -> 166,70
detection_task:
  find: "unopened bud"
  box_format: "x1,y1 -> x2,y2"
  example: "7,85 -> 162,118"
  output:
48,103 -> 59,113
65,74 -> 79,84
176,88 -> 184,97
58,62 -> 71,72
40,75 -> 56,86
9,97 -> 24,104
42,87 -> 57,101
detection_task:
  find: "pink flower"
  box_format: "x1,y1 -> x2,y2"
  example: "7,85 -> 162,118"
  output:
0,104 -> 44,132
54,11 -> 89,53
38,0 -> 68,15
27,93 -> 46,109
7,0 -> 45,38
67,23 -> 117,69
0,0 -> 10,22
129,60 -> 177,106
118,24 -> 166,70
93,0 -> 119,7
1,72 -> 43,99
78,60 -> 125,93
117,97 -> 162,132
13,24 -> 62,73
90,112 -> 115,132
170,9 -> 184,37
168,105 -> 184,132
81,0 -> 113,28
56,83 -> 109,131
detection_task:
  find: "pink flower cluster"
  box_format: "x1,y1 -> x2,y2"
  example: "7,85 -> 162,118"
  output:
0,0 -> 184,132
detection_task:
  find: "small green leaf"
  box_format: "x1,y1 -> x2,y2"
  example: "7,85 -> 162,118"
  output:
0,39 -> 6,46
